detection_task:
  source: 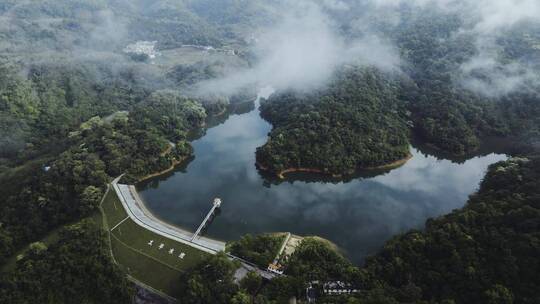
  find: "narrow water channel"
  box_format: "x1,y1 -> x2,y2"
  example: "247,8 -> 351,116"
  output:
138,91 -> 507,264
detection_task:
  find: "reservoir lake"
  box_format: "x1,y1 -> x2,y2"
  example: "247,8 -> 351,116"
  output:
138,91 -> 507,264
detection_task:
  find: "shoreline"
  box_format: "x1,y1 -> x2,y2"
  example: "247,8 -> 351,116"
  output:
258,153 -> 413,180
136,99 -> 256,184
366,153 -> 413,170
277,167 -> 339,179
137,156 -> 189,183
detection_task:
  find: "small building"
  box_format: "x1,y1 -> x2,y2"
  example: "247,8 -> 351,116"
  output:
267,263 -> 284,275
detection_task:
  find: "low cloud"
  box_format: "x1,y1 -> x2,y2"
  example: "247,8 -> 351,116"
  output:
471,0 -> 540,34
460,46 -> 539,96
319,0 -> 349,11
87,9 -> 129,51
195,0 -> 400,96
459,0 -> 540,96
370,0 -> 540,96
197,0 -> 540,97
3,0 -> 537,98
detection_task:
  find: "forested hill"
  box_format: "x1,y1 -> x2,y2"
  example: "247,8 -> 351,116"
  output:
257,67 -> 411,177
358,156 -> 540,303
256,6 -> 540,178
391,8 -> 540,155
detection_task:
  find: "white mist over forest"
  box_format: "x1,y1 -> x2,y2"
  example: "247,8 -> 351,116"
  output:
194,0 -> 540,96
1,0 -> 538,97
195,0 -> 400,95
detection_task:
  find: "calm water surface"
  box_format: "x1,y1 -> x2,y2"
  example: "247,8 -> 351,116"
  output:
139,93 -> 507,264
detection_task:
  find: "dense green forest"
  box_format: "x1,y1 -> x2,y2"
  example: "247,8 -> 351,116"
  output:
359,157 -> 540,303
257,67 -> 411,177
0,220 -> 133,303
389,8 -> 539,155
0,1 -> 539,303
397,8 -> 540,154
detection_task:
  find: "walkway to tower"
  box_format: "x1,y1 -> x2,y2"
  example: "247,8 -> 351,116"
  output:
111,177 -> 279,280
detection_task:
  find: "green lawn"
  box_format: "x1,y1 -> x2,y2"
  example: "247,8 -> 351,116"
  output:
101,188 -> 129,228
101,188 -> 209,297
110,235 -> 187,297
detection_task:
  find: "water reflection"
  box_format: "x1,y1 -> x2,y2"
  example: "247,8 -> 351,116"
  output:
138,101 -> 507,264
